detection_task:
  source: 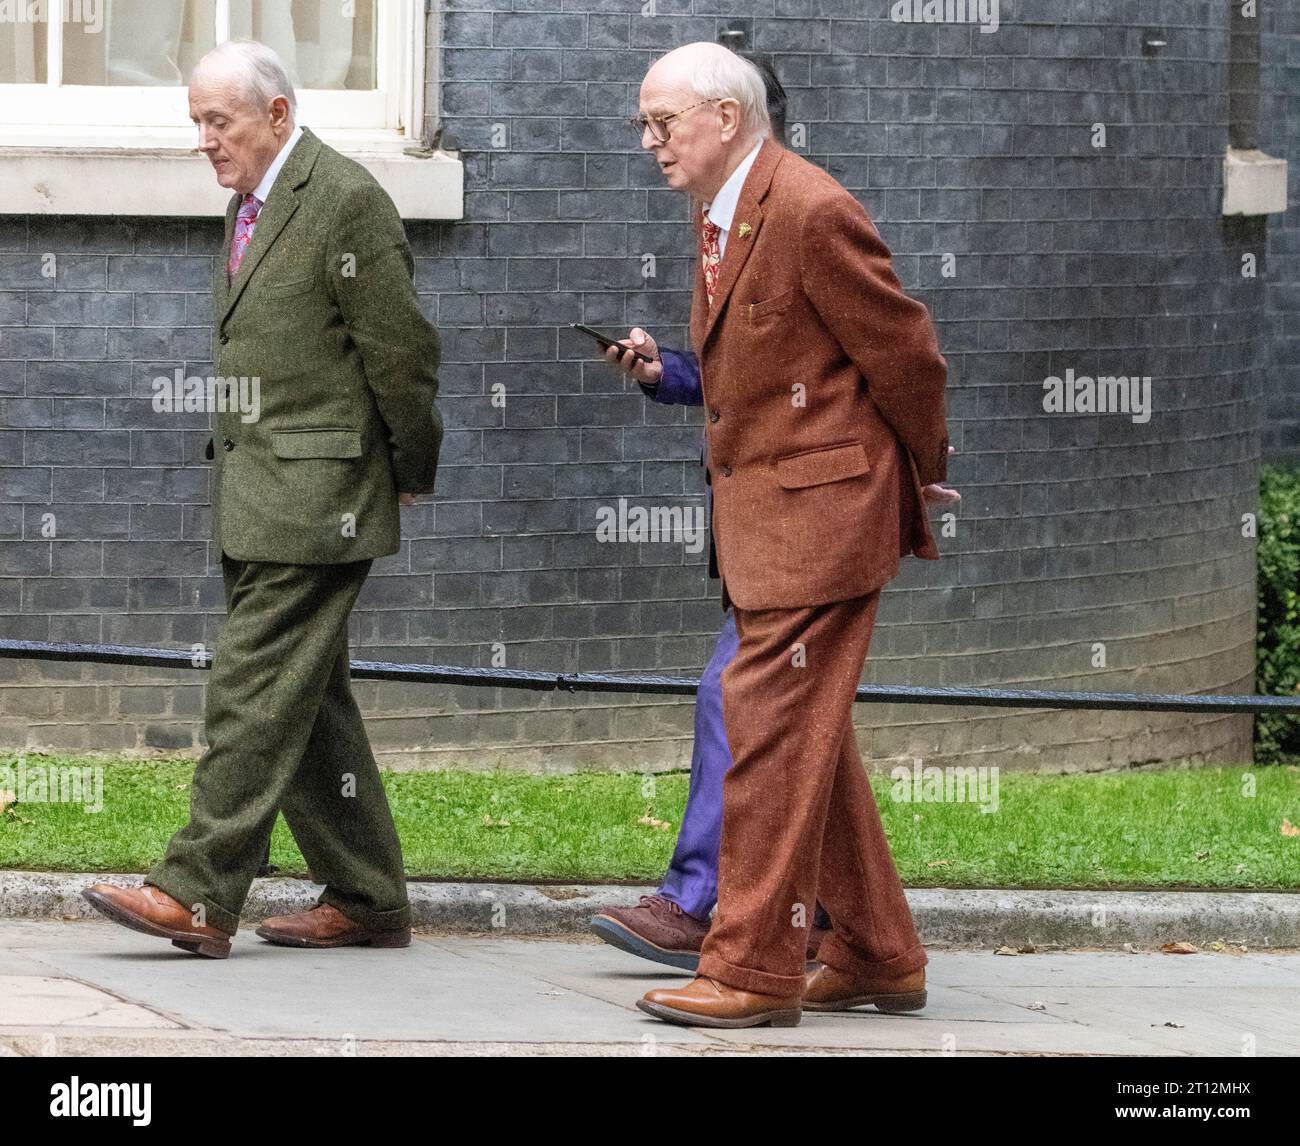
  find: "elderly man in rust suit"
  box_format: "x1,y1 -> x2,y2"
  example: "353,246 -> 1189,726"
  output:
608,43 -> 956,1028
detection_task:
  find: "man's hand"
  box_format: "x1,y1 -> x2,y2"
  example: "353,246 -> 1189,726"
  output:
603,327 -> 664,386
398,493 -> 419,507
922,446 -> 960,505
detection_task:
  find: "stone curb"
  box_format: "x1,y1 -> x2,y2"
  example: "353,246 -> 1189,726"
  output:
3,872 -> 1298,948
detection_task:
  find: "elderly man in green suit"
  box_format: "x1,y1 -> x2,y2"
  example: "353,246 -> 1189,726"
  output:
83,39 -> 442,958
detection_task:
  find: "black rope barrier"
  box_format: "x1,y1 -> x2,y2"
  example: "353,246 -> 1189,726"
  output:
1,638 -> 1296,716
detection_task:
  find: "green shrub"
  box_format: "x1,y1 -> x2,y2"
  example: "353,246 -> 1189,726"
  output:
1256,464 -> 1300,758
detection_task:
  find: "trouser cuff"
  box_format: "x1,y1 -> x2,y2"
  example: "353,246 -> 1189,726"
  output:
319,888 -> 411,931
815,932 -> 928,980
697,951 -> 805,997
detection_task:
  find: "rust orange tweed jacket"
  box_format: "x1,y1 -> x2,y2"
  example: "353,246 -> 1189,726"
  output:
689,136 -> 951,610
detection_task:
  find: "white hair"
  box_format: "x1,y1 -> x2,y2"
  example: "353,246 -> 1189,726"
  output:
688,48 -> 771,142
197,39 -> 297,115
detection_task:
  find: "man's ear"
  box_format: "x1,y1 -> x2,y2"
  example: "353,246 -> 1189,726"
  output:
717,97 -> 742,143
269,95 -> 292,132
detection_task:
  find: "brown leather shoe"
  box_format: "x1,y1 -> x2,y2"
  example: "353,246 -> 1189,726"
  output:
81,883 -> 234,959
590,894 -> 710,971
637,976 -> 802,1028
255,903 -> 410,949
802,963 -> 927,1013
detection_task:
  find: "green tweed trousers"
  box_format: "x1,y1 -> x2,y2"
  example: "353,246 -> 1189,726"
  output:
146,556 -> 410,935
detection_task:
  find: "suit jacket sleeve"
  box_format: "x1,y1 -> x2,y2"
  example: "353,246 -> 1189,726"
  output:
640,347 -> 704,406
799,192 -> 949,487
328,180 -> 443,494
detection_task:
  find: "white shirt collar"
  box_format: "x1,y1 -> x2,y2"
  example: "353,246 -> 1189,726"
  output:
704,138 -> 764,235
251,124 -> 305,204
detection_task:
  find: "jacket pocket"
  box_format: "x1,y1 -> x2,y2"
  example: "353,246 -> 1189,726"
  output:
271,428 -> 363,459
774,442 -> 870,489
747,286 -> 798,321
260,277 -> 315,299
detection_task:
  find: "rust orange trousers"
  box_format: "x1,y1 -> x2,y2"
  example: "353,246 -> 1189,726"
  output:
697,589 -> 928,996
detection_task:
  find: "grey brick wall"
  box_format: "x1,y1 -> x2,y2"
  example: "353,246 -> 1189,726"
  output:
0,0 -> 1278,771
1261,0 -> 1300,464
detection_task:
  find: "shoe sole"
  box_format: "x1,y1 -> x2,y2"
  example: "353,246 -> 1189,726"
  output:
81,888 -> 232,959
636,999 -> 802,1028
591,916 -> 822,973
254,926 -> 411,949
589,915 -> 702,971
803,988 -> 927,1014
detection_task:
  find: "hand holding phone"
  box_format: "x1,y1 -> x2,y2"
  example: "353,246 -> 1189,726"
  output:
572,323 -> 663,385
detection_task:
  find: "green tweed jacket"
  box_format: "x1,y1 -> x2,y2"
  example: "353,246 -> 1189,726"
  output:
206,127 -> 442,565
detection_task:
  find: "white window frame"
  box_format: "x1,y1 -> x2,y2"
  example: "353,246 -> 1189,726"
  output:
0,0 -> 463,219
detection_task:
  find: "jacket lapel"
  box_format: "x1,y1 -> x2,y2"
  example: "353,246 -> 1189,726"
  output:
218,127 -> 322,328
699,137 -> 784,348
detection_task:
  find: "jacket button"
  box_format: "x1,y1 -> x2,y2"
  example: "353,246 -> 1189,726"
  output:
708,409 -> 721,423
720,464 -> 733,477
223,438 -> 234,452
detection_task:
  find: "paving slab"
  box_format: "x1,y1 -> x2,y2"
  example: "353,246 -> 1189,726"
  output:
0,920 -> 1296,1057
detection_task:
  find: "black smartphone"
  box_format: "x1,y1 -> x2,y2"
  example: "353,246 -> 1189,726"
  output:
570,322 -> 656,365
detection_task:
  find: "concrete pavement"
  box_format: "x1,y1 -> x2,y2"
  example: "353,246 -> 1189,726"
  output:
1,919 -> 1297,1057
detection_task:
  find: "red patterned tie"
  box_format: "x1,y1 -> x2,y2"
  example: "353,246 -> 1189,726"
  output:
701,216 -> 722,308
228,193 -> 262,278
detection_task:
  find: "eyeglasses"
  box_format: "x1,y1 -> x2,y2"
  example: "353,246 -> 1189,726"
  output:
629,99 -> 720,144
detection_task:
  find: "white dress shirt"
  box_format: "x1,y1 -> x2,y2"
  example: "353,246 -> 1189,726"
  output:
251,124 -> 305,204
703,138 -> 764,259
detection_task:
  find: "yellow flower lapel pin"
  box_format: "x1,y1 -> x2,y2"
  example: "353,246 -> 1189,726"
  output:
737,223 -> 752,239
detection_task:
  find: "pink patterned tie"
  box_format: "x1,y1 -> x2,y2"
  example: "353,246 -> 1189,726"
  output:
228,193 -> 263,277
701,216 -> 722,308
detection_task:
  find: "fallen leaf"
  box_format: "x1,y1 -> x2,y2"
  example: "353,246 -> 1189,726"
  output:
994,945 -> 1021,956
1028,1001 -> 1047,1011
638,814 -> 671,831
480,815 -> 512,828
1160,941 -> 1199,955
1282,819 -> 1300,837
926,859 -> 951,868
0,790 -> 15,813
1195,849 -> 1210,861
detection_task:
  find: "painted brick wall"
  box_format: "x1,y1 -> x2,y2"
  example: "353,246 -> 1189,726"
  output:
0,0 -> 1276,771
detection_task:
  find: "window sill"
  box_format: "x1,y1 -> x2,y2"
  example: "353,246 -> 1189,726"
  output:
0,127 -> 463,220
1222,148 -> 1288,217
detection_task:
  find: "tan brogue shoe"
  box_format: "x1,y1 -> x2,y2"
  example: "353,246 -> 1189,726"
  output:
802,963 -> 927,1013
255,902 -> 410,949
637,976 -> 802,1028
81,883 -> 234,959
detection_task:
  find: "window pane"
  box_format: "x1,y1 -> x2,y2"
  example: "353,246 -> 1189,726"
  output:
0,16 -> 47,83
234,1 -> 377,90
63,0 -> 216,86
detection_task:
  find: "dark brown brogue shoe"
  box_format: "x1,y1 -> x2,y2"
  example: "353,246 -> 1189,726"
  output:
637,976 -> 802,1028
802,963 -> 927,1013
255,903 -> 410,949
81,883 -> 234,959
590,894 -> 711,971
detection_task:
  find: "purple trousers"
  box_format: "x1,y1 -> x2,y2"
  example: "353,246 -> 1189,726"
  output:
656,608 -> 738,920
